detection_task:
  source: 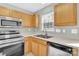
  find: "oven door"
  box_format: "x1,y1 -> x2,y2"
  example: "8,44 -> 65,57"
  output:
1,42 -> 24,56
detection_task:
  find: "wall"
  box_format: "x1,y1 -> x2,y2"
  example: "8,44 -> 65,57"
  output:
36,3 -> 79,40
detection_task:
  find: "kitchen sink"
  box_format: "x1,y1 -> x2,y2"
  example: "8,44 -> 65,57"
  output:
35,34 -> 53,39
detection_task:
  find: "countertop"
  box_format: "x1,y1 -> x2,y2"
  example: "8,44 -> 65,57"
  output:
25,35 -> 79,48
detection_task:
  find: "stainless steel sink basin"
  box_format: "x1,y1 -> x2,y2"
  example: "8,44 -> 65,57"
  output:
35,34 -> 52,39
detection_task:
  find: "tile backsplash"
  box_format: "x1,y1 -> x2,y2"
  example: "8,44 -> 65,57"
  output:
71,29 -> 78,34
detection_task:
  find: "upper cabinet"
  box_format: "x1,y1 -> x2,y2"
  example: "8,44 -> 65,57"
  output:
10,10 -> 38,27
9,10 -> 22,19
0,6 -> 10,16
54,3 -> 77,26
21,13 -> 33,27
21,13 -> 38,28
0,6 -> 38,28
32,14 -> 38,27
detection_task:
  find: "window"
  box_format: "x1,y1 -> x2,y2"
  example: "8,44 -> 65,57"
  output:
41,12 -> 54,31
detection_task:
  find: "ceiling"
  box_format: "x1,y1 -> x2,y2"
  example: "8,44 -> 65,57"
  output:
7,3 -> 51,13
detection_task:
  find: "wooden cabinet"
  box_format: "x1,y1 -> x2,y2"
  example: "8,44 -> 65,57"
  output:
22,14 -> 38,28
24,37 -> 48,56
24,37 -> 32,55
0,6 -> 10,16
38,44 -> 48,56
10,11 -> 38,28
31,41 -> 39,56
9,10 -> 22,19
31,40 -> 48,56
72,48 -> 78,56
54,3 -> 77,26
31,37 -> 48,56
25,37 -> 48,56
0,6 -> 22,19
21,13 -> 33,27
32,14 -> 38,27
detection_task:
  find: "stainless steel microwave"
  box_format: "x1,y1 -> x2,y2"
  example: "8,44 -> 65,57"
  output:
0,16 -> 22,27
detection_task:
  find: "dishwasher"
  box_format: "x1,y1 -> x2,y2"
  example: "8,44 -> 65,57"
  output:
48,42 -> 72,56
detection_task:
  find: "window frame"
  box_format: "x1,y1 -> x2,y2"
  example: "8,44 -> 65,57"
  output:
41,12 -> 54,31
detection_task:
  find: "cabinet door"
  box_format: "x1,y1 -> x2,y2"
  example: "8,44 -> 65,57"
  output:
24,38 -> 31,55
31,41 -> 39,56
0,6 -> 9,16
72,48 -> 78,56
54,3 -> 77,26
10,10 -> 22,19
21,13 -> 32,27
38,44 -> 48,56
22,14 -> 38,28
31,14 -> 38,27
31,37 -> 48,56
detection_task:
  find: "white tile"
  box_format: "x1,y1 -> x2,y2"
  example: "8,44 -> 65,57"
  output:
62,29 -> 66,33
56,29 -> 61,33
71,29 -> 78,34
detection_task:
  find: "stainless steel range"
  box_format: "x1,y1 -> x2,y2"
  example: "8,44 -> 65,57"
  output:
0,30 -> 24,56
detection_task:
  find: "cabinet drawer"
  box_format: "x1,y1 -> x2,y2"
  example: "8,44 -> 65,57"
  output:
32,37 -> 47,45
37,39 -> 47,45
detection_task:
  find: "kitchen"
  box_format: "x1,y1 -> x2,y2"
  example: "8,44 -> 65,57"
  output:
0,3 -> 78,56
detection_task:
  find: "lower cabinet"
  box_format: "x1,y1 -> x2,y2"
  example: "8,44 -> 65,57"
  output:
38,44 -> 48,56
24,37 -> 48,56
31,41 -> 39,56
72,48 -> 78,56
24,37 -> 32,55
